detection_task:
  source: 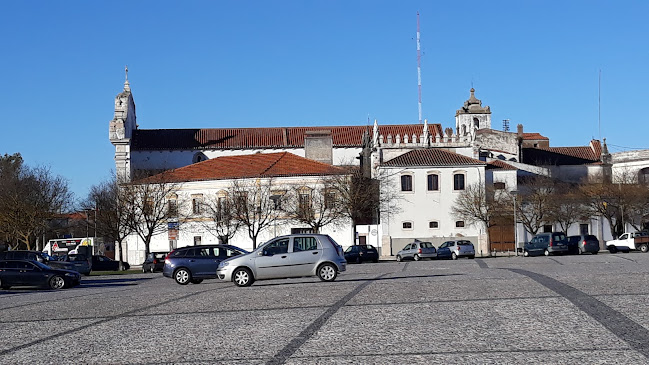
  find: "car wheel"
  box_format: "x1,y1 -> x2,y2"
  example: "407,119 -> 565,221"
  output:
318,263 -> 337,282
49,275 -> 66,290
468,255 -> 475,259
451,252 -> 457,260
608,246 -> 618,254
544,249 -> 550,256
372,258 -> 379,263
641,244 -> 649,253
593,251 -> 598,255
150,266 -> 155,273
414,254 -> 421,261
0,278 -> 8,289
191,279 -> 203,284
142,267 -> 146,273
396,255 -> 402,262
523,250 -> 529,257
233,268 -> 254,287
174,268 -> 191,285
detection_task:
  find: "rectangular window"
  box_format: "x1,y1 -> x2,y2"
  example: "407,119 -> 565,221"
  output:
298,193 -> 311,216
401,175 -> 413,192
494,182 -> 506,190
193,236 -> 202,246
429,221 -> 439,228
579,224 -> 589,235
293,237 -> 318,251
543,225 -> 553,233
324,192 -> 337,209
167,200 -> 178,217
427,174 -> 439,191
455,221 -> 465,228
453,174 -> 465,190
270,195 -> 282,210
402,222 -> 413,229
192,198 -> 202,214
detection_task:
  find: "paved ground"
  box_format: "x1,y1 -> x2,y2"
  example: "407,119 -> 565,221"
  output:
2,252 -> 649,364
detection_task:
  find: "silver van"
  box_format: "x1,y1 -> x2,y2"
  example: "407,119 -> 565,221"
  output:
217,234 -> 347,287
396,241 -> 437,261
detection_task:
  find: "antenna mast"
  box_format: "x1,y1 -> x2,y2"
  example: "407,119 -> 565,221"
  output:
417,11 -> 423,124
598,69 -> 601,141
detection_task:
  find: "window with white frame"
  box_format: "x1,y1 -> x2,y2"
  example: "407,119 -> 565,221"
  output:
402,221 -> 413,229
427,173 -> 439,191
429,221 -> 439,229
401,174 -> 413,192
191,194 -> 203,214
455,221 -> 465,228
453,173 -> 465,191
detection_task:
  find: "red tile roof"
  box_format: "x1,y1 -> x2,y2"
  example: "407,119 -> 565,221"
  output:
487,160 -> 517,170
131,124 -> 443,150
522,133 -> 549,140
382,149 -> 486,167
137,152 -> 348,183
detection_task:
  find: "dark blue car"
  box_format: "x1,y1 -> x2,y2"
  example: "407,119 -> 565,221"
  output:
0,259 -> 81,290
163,245 -> 248,285
344,245 -> 379,264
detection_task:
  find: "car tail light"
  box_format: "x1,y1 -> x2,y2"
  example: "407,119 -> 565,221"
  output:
165,250 -> 175,261
418,248 -> 422,254
549,239 -> 553,247
582,240 -> 587,245
153,258 -> 158,264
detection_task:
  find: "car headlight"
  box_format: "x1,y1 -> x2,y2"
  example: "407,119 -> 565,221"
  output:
65,273 -> 77,277
218,261 -> 229,268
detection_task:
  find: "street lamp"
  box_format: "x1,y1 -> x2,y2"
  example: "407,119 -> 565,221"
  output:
511,190 -> 518,256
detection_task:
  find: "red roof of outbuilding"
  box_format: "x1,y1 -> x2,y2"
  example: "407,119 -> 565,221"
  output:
131,124 -> 443,150
138,152 -> 347,183
382,149 -> 485,167
522,133 -> 549,140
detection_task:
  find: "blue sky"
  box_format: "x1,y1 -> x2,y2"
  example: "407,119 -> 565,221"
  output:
1,1 -> 647,201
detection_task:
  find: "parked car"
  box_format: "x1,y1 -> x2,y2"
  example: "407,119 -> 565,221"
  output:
60,254 -> 92,275
396,241 -> 437,261
567,234 -> 600,255
142,252 -> 169,273
0,250 -> 78,272
0,259 -> 81,290
164,245 -> 248,285
92,255 -> 130,271
344,245 -> 379,264
437,240 -> 475,260
523,232 -> 568,257
217,234 -> 347,287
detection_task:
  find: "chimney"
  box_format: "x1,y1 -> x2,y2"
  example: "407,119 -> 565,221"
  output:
304,130 -> 333,165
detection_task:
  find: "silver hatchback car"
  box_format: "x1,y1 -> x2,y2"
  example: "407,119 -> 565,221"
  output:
396,241 -> 437,261
217,234 -> 347,287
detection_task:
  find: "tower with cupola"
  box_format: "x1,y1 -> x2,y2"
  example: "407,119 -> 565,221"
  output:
455,88 -> 491,140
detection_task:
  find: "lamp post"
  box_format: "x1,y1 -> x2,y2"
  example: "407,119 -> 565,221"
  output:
511,190 -> 518,256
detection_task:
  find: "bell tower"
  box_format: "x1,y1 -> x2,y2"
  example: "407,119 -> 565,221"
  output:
455,88 -> 491,140
109,67 -> 137,182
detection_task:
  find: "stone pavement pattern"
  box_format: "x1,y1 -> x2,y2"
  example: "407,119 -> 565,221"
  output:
2,253 -> 649,364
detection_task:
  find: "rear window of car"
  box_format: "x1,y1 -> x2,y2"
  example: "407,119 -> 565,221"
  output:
568,236 -> 579,243
585,235 -> 598,241
170,250 -> 186,258
552,233 -> 567,241
420,242 -> 434,248
457,241 -> 473,246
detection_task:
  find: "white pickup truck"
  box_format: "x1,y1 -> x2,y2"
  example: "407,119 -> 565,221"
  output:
606,232 -> 649,253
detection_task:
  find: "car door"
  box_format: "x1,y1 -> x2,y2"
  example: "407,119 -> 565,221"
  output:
254,238 -> 291,279
290,236 -> 322,276
189,247 -> 218,278
16,261 -> 46,286
437,242 -> 450,258
402,244 -> 413,259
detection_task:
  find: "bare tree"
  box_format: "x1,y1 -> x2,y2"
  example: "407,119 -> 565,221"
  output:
282,176 -> 348,233
83,174 -> 135,270
199,193 -> 241,244
0,161 -> 73,250
127,174 -> 182,256
547,182 -> 592,234
230,178 -> 282,249
451,182 -> 509,249
515,175 -> 556,235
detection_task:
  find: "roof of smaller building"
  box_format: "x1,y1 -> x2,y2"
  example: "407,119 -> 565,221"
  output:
487,160 -> 517,170
522,140 -> 602,165
137,152 -> 347,183
522,133 -> 549,141
382,148 -> 486,167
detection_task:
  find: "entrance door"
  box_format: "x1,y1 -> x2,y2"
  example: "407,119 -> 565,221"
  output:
489,223 -> 515,252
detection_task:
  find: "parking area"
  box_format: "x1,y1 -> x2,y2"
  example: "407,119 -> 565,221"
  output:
2,252 -> 649,364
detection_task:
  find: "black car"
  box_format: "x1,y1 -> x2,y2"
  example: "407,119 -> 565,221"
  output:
0,259 -> 81,290
92,255 -> 130,271
0,250 -> 78,272
344,245 -> 379,264
163,244 -> 248,285
142,252 -> 168,273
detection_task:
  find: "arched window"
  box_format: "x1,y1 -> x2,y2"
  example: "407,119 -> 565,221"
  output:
453,173 -> 465,190
192,152 -> 208,163
473,117 -> 480,129
427,173 -> 439,191
639,168 -> 649,184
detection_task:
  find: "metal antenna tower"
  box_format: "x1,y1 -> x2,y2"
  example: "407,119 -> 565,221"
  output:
417,11 -> 423,124
503,119 -> 510,132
